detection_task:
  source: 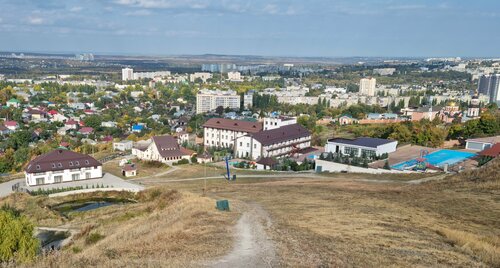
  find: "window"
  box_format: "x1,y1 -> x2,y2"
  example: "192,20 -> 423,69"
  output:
85,172 -> 91,179
58,163 -> 62,168
69,162 -> 73,166
344,147 -> 359,156
247,143 -> 250,147
85,160 -> 89,165
254,144 -> 257,149
361,149 -> 376,159
54,175 -> 62,183
36,165 -> 41,170
75,161 -> 79,166
52,163 -> 56,168
239,142 -> 242,146
71,174 -> 80,180
36,177 -> 44,185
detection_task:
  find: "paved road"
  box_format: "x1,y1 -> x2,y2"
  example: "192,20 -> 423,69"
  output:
0,173 -> 144,198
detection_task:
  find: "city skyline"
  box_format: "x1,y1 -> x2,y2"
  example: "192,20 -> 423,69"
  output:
0,0 -> 499,57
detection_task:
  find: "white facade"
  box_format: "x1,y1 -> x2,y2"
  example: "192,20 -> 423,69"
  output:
122,68 -> 134,81
325,139 -> 397,158
227,71 -> 242,81
132,141 -> 190,164
25,166 -> 102,186
263,116 -> 297,130
243,93 -> 253,109
235,133 -> 311,160
113,140 -> 133,151
133,71 -> 171,80
190,72 -> 212,82
196,89 -> 241,114
360,77 -> 376,96
204,127 -> 249,149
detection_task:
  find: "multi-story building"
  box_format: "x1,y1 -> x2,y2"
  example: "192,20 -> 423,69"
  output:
359,77 -> 376,96
243,92 -> 253,109
227,71 -> 242,81
373,68 -> 396,76
122,68 -> 134,81
190,72 -> 212,82
24,149 -> 102,186
235,124 -> 311,160
263,116 -> 297,130
203,118 -> 262,149
477,74 -> 500,104
196,89 -> 241,114
133,71 -> 171,80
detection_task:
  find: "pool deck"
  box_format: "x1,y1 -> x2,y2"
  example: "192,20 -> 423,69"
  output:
370,145 -> 439,169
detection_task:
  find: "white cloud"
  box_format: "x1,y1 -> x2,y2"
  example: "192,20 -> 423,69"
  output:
125,9 -> 152,16
69,6 -> 83,12
387,5 -> 426,10
114,0 -> 174,9
263,4 -> 279,15
27,16 -> 45,25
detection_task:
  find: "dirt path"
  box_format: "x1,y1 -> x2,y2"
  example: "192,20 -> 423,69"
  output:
208,202 -> 277,268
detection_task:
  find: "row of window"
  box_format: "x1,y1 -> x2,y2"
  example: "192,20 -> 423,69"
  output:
35,160 -> 91,171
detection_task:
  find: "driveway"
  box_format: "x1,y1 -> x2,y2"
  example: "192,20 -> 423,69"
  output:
0,173 -> 144,198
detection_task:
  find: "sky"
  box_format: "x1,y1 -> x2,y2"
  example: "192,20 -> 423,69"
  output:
0,0 -> 499,57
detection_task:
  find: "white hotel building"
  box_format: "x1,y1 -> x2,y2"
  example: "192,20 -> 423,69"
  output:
203,118 -> 262,149
196,89 -> 241,114
235,124 -> 311,160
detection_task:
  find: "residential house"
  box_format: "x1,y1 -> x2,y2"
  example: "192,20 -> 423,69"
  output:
6,98 -> 21,108
24,149 -> 102,186
3,121 -> 19,131
132,135 -> 192,163
113,140 -> 133,151
337,115 -> 358,125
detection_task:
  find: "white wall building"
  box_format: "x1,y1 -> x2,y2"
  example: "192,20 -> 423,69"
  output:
113,140 -> 133,151
132,135 -> 191,164
122,68 -> 134,81
190,72 -> 212,82
24,149 -> 102,186
196,89 -> 241,114
227,71 -> 242,81
325,137 -> 397,158
263,116 -> 297,130
235,124 -> 311,160
203,118 -> 262,149
360,77 -> 376,96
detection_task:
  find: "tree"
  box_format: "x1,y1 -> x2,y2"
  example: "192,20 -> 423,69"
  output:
215,106 -> 224,116
83,115 -> 102,129
383,160 -> 391,170
0,207 -> 40,263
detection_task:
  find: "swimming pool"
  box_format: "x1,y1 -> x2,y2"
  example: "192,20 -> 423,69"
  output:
391,149 -> 476,170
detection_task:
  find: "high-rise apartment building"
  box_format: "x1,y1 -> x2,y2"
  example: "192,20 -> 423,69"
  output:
477,74 -> 500,104
360,77 -> 376,96
196,89 -> 241,114
122,68 -> 134,81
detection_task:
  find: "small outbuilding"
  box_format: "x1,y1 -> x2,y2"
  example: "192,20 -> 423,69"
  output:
122,164 -> 137,177
256,157 -> 278,171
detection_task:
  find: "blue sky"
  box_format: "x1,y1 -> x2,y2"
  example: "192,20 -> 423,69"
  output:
0,0 -> 499,57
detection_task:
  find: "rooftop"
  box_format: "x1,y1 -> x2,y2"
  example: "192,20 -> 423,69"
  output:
327,137 -> 397,148
25,149 -> 101,174
203,118 -> 262,133
251,124 -> 310,146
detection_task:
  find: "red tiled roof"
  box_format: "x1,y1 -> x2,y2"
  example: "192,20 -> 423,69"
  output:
152,135 -> 190,158
25,149 -> 101,173
479,143 -> 500,158
4,121 -> 18,127
65,119 -> 78,125
203,118 -> 262,133
79,127 -> 94,134
122,164 -> 137,171
251,124 -> 310,146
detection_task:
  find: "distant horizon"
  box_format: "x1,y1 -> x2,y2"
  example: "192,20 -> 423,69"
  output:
1,1 -> 499,58
1,50 -> 498,60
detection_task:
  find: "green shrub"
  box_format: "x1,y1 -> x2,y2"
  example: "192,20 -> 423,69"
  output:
0,209 -> 40,263
85,232 -> 105,245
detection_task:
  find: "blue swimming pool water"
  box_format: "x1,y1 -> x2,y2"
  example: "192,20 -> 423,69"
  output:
391,149 -> 476,170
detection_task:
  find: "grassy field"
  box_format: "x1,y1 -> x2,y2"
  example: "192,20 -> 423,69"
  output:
102,159 -> 170,179
162,160 -> 500,267
2,158 -> 498,267
0,188 -> 238,267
